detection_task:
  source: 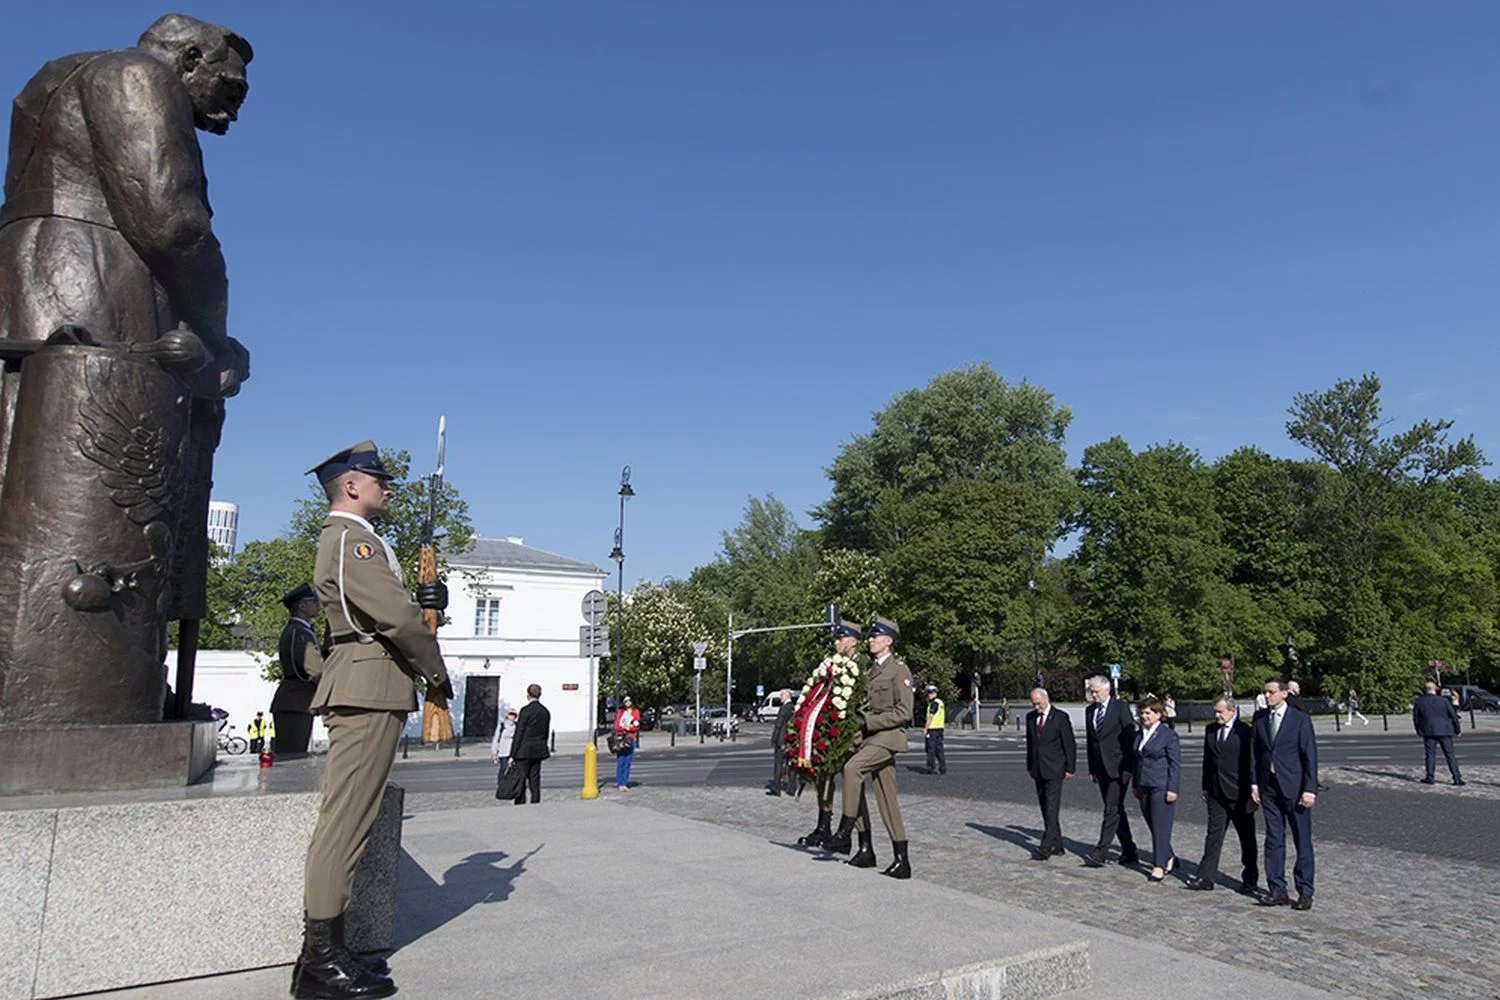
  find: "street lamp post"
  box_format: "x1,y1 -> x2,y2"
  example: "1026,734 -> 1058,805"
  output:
609,466 -> 634,718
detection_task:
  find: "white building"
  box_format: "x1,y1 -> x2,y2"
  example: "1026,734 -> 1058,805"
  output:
439,536 -> 607,740
207,500 -> 239,559
174,535 -> 607,745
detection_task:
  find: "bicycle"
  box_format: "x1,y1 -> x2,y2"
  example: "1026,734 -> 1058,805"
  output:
218,726 -> 249,755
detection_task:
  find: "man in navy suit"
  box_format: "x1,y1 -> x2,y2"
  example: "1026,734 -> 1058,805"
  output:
1025,687 -> 1076,861
1185,695 -> 1258,894
1251,677 -> 1317,910
1081,675 -> 1140,868
1413,681 -> 1465,786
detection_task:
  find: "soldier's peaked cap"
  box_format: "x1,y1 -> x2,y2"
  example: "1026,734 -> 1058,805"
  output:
833,619 -> 863,639
867,617 -> 900,640
307,440 -> 394,483
281,583 -> 316,610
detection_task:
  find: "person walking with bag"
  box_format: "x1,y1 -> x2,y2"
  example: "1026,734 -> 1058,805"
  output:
613,696 -> 641,791
490,708 -> 517,799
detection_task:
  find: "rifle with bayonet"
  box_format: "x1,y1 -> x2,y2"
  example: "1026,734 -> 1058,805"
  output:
414,416 -> 455,740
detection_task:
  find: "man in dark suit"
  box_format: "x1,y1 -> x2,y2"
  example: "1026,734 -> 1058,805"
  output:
1081,675 -> 1140,868
1186,695 -> 1258,894
509,683 -> 551,804
1025,687 -> 1076,861
768,689 -> 797,796
1413,681 -> 1465,786
1251,677 -> 1317,910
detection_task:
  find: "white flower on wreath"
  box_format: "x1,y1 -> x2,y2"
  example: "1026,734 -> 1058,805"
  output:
832,696 -> 847,710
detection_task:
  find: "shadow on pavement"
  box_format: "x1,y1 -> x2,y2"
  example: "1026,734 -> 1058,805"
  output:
965,821 -> 1095,860
393,845 -> 541,950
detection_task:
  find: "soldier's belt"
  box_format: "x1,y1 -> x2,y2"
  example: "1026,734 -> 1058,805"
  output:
330,634 -> 376,646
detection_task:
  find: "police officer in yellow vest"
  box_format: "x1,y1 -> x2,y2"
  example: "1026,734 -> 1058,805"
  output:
924,685 -> 947,775
247,711 -> 268,753
294,440 -> 452,1000
825,617 -> 914,879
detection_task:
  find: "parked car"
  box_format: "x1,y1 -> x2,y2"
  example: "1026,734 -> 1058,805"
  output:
701,707 -> 740,738
1449,685 -> 1499,712
755,692 -> 790,722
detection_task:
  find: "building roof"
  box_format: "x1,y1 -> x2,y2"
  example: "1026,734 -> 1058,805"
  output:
451,536 -> 606,576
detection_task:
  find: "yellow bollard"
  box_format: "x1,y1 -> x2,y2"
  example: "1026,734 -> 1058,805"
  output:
581,742 -> 600,799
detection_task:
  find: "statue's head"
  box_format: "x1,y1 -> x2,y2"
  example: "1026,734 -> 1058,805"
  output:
137,14 -> 252,135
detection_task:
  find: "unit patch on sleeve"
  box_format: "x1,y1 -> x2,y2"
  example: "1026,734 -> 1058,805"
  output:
352,542 -> 375,560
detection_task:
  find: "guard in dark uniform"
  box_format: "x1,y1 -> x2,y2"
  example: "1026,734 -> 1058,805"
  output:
271,583 -> 324,758
294,440 -> 451,1000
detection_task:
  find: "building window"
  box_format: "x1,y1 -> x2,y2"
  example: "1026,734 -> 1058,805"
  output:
474,597 -> 501,637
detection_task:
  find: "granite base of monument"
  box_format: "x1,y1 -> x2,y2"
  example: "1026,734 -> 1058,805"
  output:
0,720 -> 218,795
0,758 -> 402,999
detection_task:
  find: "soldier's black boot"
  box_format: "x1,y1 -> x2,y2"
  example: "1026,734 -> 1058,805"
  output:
798,809 -> 832,848
846,830 -> 878,868
295,917 -> 390,983
293,915 -> 390,983
882,841 -> 911,880
291,916 -> 397,999
824,814 -> 857,855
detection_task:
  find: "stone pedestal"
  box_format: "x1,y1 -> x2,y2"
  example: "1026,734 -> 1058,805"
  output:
0,757 -> 403,999
0,720 -> 217,795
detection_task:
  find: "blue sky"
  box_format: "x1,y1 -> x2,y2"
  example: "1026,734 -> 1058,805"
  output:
4,3 -> 1498,586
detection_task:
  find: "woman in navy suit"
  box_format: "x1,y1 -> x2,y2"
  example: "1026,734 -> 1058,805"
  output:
1132,696 -> 1181,882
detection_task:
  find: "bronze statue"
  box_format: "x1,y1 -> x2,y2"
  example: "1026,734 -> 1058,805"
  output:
0,15 -> 252,728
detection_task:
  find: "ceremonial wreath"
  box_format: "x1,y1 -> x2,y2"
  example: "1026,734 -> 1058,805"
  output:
784,653 -> 866,780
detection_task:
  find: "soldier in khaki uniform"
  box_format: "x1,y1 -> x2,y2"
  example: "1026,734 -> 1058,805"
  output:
826,617 -> 914,879
294,440 -> 452,1000
797,619 -> 871,849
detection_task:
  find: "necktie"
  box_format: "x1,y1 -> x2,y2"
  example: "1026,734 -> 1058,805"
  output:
1095,705 -> 1104,731
1037,713 -> 1046,734
1219,726 -> 1228,745
1270,711 -> 1281,743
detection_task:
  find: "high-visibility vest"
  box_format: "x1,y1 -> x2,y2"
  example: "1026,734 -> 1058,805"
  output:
248,717 -> 265,738
927,698 -> 945,729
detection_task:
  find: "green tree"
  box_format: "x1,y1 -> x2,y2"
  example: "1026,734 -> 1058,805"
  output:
687,493 -> 819,694
1285,374 -> 1486,704
603,582 -> 722,719
814,364 -> 1073,553
1067,438 -> 1247,698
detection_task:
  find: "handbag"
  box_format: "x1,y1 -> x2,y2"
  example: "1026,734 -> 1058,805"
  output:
495,761 -> 525,800
607,732 -> 633,755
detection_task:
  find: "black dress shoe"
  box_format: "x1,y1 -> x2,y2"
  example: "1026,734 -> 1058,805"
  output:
1238,882 -> 1260,897
1184,876 -> 1215,891
1050,845 -> 1066,857
765,789 -> 782,796
1420,777 -> 1435,784
1029,850 -> 1051,862
1259,890 -> 1291,906
1292,894 -> 1314,911
1454,779 -> 1466,786
1119,852 -> 1141,867
1081,851 -> 1106,868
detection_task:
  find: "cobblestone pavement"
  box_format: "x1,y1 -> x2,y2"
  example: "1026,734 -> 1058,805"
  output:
1330,764 -> 1500,801
618,785 -> 1500,1000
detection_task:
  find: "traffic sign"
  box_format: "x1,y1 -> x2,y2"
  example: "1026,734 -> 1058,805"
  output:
1109,663 -> 1121,680
693,656 -> 707,672
692,641 -> 708,656
756,684 -> 765,698
582,590 -> 608,626
579,624 -> 609,657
